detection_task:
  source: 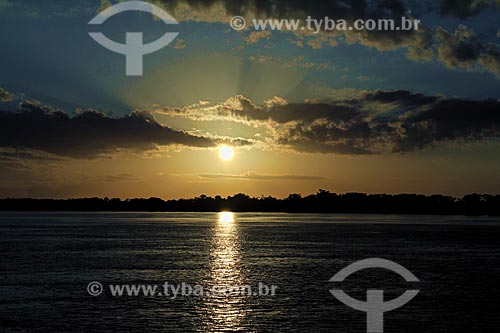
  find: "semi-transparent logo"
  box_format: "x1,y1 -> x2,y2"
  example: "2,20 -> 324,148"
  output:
330,258 -> 420,333
89,1 -> 179,76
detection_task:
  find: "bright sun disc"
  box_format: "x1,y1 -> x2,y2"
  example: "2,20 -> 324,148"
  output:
219,146 -> 234,161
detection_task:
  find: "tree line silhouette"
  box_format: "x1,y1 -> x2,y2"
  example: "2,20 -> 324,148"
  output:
0,190 -> 499,215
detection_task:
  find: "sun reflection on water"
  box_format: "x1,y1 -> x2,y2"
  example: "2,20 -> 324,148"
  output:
218,211 -> 235,224
200,212 -> 247,330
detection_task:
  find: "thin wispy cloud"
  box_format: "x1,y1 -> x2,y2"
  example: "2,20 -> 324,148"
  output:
100,173 -> 141,183
198,172 -> 326,181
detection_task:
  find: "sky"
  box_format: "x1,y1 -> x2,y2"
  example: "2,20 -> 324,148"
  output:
0,0 -> 500,198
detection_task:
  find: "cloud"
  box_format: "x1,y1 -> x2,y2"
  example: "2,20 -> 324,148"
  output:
346,24 -> 500,76
100,173 -> 141,182
282,92 -> 500,154
264,96 -> 288,107
157,0 -> 407,21
275,92 -> 500,154
9,1 -> 500,75
247,55 -> 334,71
150,0 -> 500,75
156,91 -> 500,155
0,148 -> 59,161
435,25 -> 500,75
306,38 -> 324,50
439,0 -> 500,18
0,102 -> 214,158
157,0 -> 500,22
215,136 -> 255,147
244,30 -> 271,44
9,0 -> 500,76
0,87 -> 15,102
174,38 -> 187,49
198,172 -> 326,180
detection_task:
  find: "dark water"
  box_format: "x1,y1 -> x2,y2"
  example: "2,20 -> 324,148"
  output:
1,212 -> 500,332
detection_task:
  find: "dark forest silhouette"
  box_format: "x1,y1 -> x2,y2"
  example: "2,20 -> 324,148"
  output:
0,190 -> 499,215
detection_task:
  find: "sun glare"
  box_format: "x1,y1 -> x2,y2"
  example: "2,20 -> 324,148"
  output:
218,211 -> 235,223
219,146 -> 234,161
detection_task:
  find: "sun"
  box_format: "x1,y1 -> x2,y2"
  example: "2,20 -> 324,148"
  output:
219,146 -> 234,161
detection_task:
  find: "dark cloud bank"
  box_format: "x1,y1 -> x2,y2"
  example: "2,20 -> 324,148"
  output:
2,90 -> 500,158
160,0 -> 499,19
0,102 -> 214,158
224,91 -> 500,154
158,0 -> 500,75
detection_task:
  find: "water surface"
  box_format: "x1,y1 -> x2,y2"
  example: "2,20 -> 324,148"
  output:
1,212 -> 499,332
